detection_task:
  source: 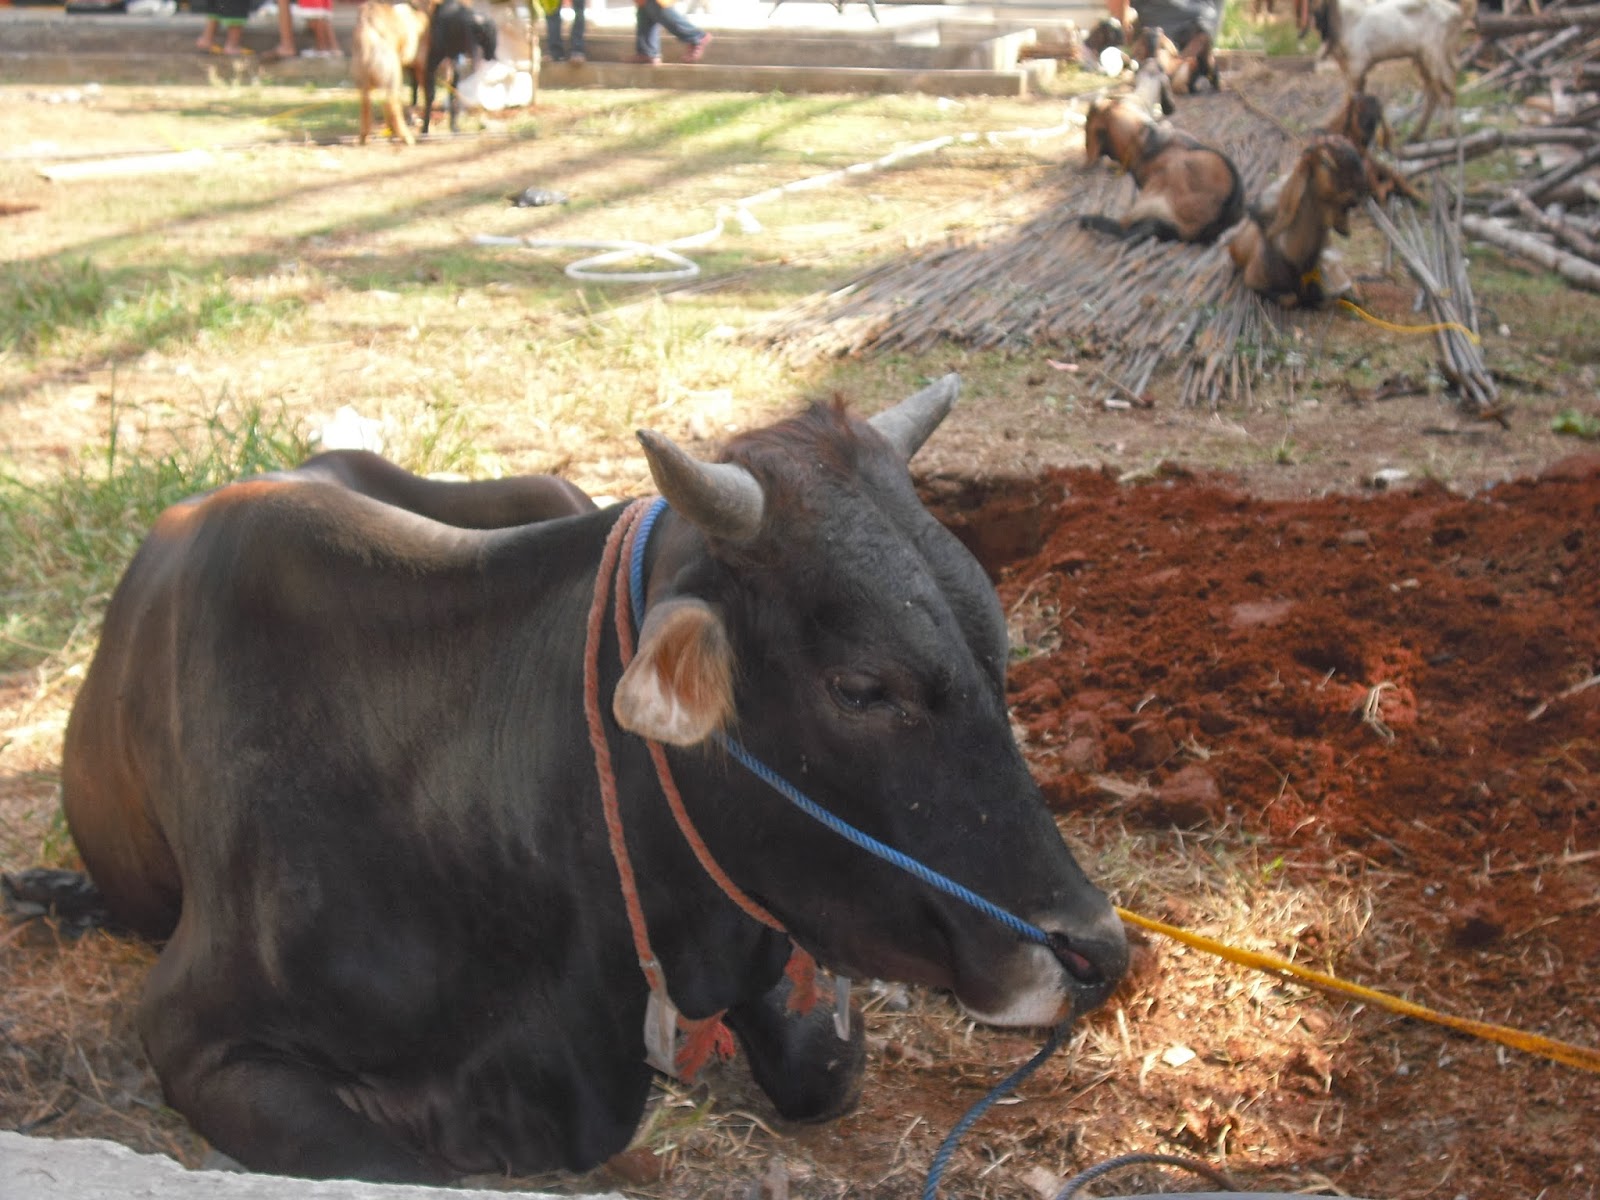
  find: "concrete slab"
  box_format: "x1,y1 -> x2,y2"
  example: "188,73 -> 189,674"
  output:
0,1132 -> 624,1200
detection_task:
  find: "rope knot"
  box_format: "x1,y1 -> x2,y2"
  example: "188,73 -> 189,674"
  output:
784,945 -> 821,1015
675,1013 -> 737,1082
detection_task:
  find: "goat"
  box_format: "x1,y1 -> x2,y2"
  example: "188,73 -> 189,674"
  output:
1227,134 -> 1370,306
1135,24 -> 1220,92
1082,16 -> 1129,71
1132,53 -> 1177,116
1078,95 -> 1244,244
417,0 -> 499,136
1298,0 -> 1471,140
1325,90 -> 1423,202
351,0 -> 430,146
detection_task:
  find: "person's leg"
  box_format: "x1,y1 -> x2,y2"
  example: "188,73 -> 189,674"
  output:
633,1 -> 661,61
274,0 -> 297,57
569,0 -> 586,60
221,17 -> 246,53
545,8 -> 565,59
196,16 -> 219,50
655,2 -> 706,51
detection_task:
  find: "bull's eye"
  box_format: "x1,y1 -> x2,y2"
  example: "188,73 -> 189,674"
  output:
827,673 -> 891,715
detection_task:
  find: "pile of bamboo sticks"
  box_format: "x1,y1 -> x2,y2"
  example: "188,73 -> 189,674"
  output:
1464,1 -> 1600,97
1366,187 -> 1499,413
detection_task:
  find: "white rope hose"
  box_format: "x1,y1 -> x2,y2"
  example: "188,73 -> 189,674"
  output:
473,108 -> 1087,284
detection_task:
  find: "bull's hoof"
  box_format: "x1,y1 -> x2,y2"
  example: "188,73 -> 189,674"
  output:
2,868 -> 111,933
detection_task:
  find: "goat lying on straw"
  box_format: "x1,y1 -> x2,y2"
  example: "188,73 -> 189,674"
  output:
1298,0 -> 1472,140
1078,96 -> 1245,244
1227,134 -> 1370,306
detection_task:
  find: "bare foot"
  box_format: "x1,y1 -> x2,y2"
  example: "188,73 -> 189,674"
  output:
195,38 -> 216,51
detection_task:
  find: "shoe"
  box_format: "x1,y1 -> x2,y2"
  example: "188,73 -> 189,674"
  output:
683,32 -> 711,62
569,51 -> 586,64
548,50 -> 568,62
630,52 -> 661,64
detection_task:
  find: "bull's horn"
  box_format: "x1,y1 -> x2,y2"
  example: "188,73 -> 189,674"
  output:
868,373 -> 961,461
637,429 -> 765,542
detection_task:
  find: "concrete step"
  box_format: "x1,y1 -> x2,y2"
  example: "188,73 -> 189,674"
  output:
542,58 -> 1034,93
0,50 -> 1037,93
0,4 -> 1053,93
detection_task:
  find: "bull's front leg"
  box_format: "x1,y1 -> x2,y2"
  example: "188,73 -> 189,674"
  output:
138,932 -> 446,1183
723,968 -> 866,1124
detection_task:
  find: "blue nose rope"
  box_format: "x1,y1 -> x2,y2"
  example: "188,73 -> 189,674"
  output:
625,497 -> 1079,1199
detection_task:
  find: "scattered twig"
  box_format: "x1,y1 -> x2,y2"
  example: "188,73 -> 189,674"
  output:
1526,672 -> 1600,720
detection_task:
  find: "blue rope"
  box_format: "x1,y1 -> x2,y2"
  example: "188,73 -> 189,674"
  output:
627,497 -> 668,622
923,1015 -> 1076,1200
624,495 -> 1068,1198
712,734 -> 1050,947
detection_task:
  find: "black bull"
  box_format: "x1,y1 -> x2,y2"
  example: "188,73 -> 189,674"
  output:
61,376 -> 1129,1182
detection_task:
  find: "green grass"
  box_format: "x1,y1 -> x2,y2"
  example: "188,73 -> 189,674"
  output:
1,258 -> 304,360
1218,6 -> 1305,56
0,399 -> 312,671
1,259 -> 111,355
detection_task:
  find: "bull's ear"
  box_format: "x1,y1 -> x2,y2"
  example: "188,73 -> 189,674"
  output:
614,599 -> 735,746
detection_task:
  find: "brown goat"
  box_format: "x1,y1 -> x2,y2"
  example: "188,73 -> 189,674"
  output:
1079,96 -> 1244,245
352,0 -> 430,145
1136,24 -> 1220,92
1227,134 -> 1370,306
1325,91 -> 1423,202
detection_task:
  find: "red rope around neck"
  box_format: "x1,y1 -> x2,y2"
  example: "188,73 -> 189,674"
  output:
583,500 -> 820,1081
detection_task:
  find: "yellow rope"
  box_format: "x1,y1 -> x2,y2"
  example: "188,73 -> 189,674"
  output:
263,98 -> 349,125
1336,298 -> 1482,343
1116,907 -> 1600,1074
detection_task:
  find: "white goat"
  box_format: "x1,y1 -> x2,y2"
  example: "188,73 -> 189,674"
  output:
1298,0 -> 1473,140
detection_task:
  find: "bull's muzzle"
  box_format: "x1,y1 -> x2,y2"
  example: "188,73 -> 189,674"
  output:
1044,913 -> 1129,1014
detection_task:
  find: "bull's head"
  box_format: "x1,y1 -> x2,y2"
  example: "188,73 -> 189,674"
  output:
614,377 -> 1128,1027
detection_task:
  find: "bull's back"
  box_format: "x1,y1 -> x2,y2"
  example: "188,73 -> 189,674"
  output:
62,464 -> 593,942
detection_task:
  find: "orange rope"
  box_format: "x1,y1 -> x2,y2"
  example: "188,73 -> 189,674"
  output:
613,508 -> 788,935
585,499 -> 822,1078
584,501 -> 666,996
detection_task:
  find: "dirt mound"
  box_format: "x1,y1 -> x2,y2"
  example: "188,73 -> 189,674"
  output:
923,456 -> 1600,1197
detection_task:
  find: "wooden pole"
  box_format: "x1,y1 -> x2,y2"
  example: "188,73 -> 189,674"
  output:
1475,5 -> 1600,37
1462,214 -> 1600,289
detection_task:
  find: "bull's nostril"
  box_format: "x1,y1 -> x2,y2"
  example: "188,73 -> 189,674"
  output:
1045,931 -> 1101,984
